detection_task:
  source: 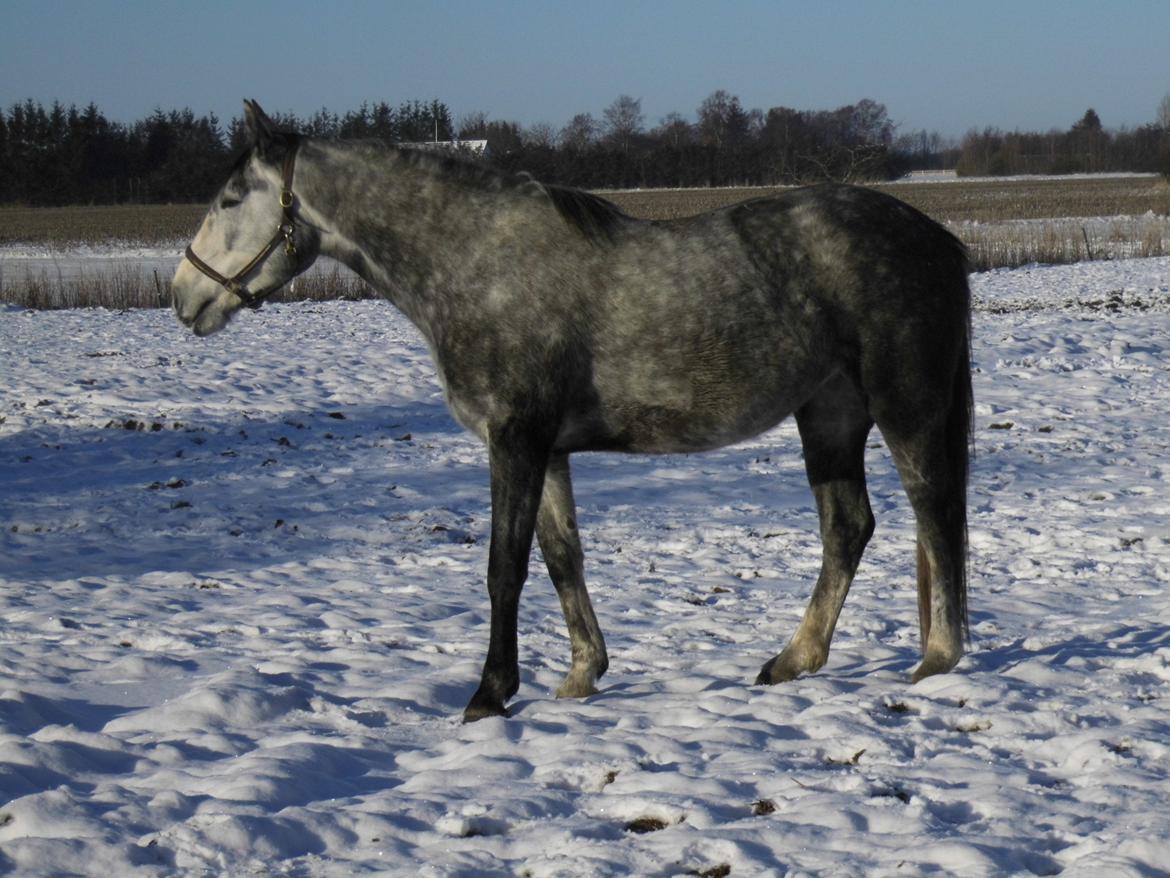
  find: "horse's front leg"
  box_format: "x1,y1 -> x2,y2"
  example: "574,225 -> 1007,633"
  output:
463,421 -> 551,723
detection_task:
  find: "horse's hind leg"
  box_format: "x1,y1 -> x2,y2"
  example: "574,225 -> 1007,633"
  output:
882,426 -> 968,682
537,454 -> 609,698
757,378 -> 875,684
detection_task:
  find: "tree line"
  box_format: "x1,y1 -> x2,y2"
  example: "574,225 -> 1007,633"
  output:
954,108 -> 1170,176
2,93 -> 1169,206
0,98 -> 455,205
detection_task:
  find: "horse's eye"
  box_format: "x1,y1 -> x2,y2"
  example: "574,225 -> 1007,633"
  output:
220,197 -> 242,209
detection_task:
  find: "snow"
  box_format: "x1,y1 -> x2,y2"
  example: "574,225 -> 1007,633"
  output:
2,255 -> 1170,876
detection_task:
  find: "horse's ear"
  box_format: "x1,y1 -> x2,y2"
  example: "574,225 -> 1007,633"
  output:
242,99 -> 280,154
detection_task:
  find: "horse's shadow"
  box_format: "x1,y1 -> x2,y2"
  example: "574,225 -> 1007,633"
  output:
0,399 -> 476,581
968,620 -> 1170,676
1,397 -> 821,585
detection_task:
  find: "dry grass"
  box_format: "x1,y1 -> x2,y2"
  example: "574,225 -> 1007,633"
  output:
0,263 -> 170,311
3,175 -> 1169,309
0,261 -> 374,311
955,214 -> 1170,272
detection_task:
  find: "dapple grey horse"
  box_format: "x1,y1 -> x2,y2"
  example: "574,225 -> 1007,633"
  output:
173,101 -> 973,722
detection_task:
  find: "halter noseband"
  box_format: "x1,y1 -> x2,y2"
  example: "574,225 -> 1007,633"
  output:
184,146 -> 299,310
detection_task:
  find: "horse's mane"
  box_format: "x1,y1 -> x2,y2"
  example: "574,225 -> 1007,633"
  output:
391,143 -> 631,246
230,133 -> 631,247
540,184 -> 629,245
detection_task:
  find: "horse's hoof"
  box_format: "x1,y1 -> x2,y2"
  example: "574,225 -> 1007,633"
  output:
756,644 -> 825,685
556,680 -> 599,699
460,693 -> 507,725
556,669 -> 600,699
910,651 -> 960,683
462,702 -> 510,723
755,658 -> 800,685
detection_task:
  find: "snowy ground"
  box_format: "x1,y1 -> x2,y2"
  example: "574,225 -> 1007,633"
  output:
2,257 -> 1170,877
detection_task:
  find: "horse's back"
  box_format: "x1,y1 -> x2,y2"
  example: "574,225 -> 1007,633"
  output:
724,183 -> 971,407
561,184 -> 968,454
726,183 -> 968,307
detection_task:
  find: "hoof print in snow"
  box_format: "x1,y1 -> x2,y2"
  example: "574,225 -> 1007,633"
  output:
146,478 -> 187,490
624,816 -> 672,834
105,418 -> 174,432
826,748 -> 867,766
952,719 -> 992,733
436,815 -> 509,838
751,798 -> 777,816
871,785 -> 912,804
688,866 -> 731,878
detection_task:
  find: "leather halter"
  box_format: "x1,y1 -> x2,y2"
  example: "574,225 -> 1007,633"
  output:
184,146 -> 299,310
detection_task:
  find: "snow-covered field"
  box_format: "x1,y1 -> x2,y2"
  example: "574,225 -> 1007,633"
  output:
2,256 -> 1170,877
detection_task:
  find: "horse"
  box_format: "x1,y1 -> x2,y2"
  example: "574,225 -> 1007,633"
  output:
172,101 -> 973,722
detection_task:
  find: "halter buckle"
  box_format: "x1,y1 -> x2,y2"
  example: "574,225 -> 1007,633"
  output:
281,222 -> 297,257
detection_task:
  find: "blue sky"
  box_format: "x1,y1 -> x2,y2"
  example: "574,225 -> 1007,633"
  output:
2,0 -> 1167,139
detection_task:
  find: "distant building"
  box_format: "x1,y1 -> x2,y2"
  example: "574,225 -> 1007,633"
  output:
398,139 -> 490,158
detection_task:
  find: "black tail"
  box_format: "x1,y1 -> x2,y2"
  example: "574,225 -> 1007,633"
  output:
916,258 -> 973,647
950,303 -> 973,637
946,253 -> 974,638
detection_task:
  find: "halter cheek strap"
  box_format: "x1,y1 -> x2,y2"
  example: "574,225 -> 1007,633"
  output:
184,146 -> 300,310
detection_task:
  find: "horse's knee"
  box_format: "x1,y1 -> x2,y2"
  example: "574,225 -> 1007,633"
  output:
815,481 -> 874,564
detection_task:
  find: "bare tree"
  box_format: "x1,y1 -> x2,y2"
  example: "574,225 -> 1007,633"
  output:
523,122 -> 557,149
697,89 -> 736,149
458,111 -> 489,139
654,112 -> 694,148
699,90 -> 757,151
559,112 -> 597,151
848,98 -> 896,146
1157,93 -> 1170,130
602,95 -> 644,152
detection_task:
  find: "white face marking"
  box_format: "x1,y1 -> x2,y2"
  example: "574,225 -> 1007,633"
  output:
172,157 -> 292,336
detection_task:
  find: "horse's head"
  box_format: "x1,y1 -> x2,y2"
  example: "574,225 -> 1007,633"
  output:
173,100 -> 319,336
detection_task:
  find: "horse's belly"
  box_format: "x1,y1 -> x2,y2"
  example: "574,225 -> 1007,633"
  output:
562,373 -> 805,454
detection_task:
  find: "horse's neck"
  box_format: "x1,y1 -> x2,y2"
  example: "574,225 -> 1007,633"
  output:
298,140 -> 492,337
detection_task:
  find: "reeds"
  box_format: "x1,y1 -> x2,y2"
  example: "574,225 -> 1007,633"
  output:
0,260 -> 375,311
955,214 -> 1170,272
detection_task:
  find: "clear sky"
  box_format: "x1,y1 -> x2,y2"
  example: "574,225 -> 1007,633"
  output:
2,0 -> 1167,140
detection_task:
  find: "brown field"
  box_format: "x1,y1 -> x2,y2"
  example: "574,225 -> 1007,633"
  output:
3,175 -> 1169,307
0,204 -> 207,246
608,175 -> 1170,223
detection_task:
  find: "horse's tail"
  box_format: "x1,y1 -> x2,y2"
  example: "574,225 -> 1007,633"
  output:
917,260 -> 973,646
